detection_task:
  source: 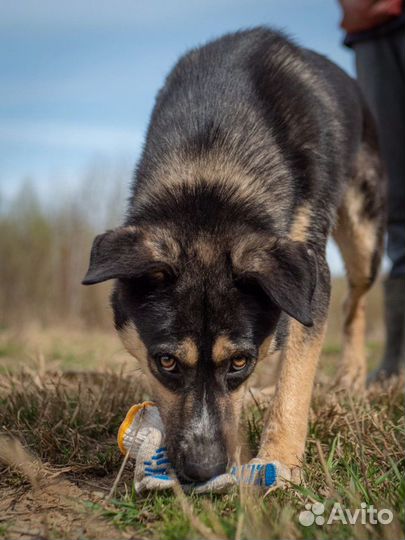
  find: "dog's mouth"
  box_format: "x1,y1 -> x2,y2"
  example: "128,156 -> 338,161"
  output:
175,459 -> 228,484
167,442 -> 229,483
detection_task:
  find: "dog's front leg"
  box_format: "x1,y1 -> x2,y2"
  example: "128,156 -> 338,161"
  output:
255,256 -> 330,479
257,319 -> 326,471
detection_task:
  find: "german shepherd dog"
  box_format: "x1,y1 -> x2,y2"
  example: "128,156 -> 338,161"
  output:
83,28 -> 385,483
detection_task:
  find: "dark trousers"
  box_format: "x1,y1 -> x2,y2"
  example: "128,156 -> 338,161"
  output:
354,26 -> 405,277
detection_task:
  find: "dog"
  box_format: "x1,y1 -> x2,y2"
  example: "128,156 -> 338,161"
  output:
83,28 -> 386,483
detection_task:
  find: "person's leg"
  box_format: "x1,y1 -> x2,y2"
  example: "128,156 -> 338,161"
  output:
354,28 -> 405,379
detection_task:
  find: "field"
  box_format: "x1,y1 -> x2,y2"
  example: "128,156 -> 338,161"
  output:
1,277 -> 404,540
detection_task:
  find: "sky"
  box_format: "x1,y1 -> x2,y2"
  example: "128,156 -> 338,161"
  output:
0,0 -> 355,272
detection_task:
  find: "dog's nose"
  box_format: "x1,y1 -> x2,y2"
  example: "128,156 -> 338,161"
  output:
182,460 -> 227,483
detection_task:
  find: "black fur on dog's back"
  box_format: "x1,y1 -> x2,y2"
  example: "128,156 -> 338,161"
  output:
130,27 -> 366,240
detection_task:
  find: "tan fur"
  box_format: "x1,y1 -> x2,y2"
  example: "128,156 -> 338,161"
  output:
336,186 -> 377,274
176,337 -> 199,367
193,236 -> 218,266
134,139 -> 292,231
232,233 -> 277,273
119,322 -> 199,370
211,333 -> 274,365
118,322 -> 149,369
212,335 -> 235,364
337,292 -> 367,389
217,385 -> 246,462
143,227 -> 181,264
118,323 -> 177,416
258,335 -> 275,362
333,181 -> 379,390
257,320 -> 326,466
288,203 -> 312,242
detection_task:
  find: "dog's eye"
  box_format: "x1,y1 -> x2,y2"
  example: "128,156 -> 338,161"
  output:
157,354 -> 178,372
230,356 -> 248,371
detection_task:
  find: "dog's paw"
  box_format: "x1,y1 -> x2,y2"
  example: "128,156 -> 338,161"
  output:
334,366 -> 366,394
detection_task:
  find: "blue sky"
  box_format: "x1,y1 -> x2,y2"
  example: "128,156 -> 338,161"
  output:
0,0 -> 354,271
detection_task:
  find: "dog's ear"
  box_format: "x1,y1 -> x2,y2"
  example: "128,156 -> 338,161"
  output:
82,226 -> 178,285
232,236 -> 318,327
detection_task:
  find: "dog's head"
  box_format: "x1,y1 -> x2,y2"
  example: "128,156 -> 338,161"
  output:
83,225 -> 317,482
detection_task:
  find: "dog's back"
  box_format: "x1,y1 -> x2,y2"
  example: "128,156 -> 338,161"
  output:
130,27 -> 370,241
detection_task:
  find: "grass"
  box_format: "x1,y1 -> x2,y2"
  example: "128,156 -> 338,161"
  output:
0,364 -> 403,539
0,280 -> 403,539
0,167 -> 398,538
0,370 -> 144,475
93,380 -> 404,540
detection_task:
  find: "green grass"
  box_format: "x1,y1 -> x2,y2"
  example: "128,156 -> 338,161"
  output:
90,492 -> 239,539
1,368 -> 403,540
93,381 -> 404,540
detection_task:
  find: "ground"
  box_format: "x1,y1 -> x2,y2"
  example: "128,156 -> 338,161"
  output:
0,279 -> 404,540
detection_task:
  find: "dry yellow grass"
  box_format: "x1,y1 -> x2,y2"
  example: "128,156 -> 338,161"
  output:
1,270 -> 401,540
0,367 -> 403,540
